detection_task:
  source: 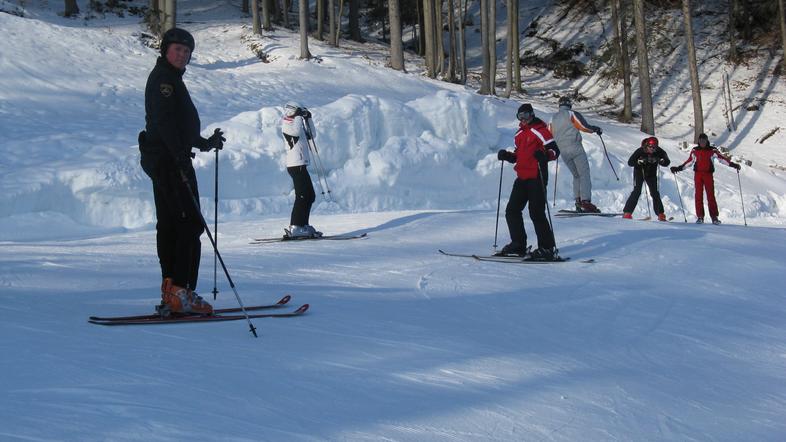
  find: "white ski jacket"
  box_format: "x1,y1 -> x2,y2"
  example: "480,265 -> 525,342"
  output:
282,115 -> 316,167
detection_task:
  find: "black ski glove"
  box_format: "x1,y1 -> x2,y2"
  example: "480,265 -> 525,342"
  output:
637,158 -> 646,166
202,128 -> 225,151
594,127 -> 603,136
730,162 -> 741,170
497,149 -> 516,163
670,166 -> 682,173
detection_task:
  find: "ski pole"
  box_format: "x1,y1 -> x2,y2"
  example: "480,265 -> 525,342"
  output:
552,160 -> 558,207
310,138 -> 333,202
179,170 -> 258,338
537,163 -> 557,251
736,169 -> 747,226
598,134 -> 620,181
212,147 -> 219,300
642,167 -> 652,219
493,160 -> 504,252
672,171 -> 687,223
303,119 -> 334,202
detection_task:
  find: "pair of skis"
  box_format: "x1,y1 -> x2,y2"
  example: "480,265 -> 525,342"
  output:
555,210 -> 621,218
438,249 -> 595,264
249,233 -> 368,245
555,210 -> 674,222
89,295 -> 308,326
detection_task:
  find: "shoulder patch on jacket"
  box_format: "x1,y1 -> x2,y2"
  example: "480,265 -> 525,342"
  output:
160,83 -> 174,98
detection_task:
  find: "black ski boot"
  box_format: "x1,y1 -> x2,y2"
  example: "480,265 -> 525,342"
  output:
527,247 -> 558,261
496,242 -> 529,257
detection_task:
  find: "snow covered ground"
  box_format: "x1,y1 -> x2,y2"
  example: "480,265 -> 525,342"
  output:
1,0 -> 786,440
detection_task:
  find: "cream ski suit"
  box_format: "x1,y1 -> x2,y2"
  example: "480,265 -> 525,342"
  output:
549,105 -> 601,202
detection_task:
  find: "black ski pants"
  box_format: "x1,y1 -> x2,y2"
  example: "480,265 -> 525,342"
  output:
623,167 -> 664,215
287,165 -> 316,226
150,165 -> 204,290
505,177 -> 555,250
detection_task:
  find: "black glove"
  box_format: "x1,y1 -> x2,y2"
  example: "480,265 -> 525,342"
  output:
595,127 -> 603,136
659,158 -> 668,166
202,128 -> 225,151
533,149 -> 546,163
670,166 -> 682,173
730,162 -> 741,170
637,158 -> 646,166
302,110 -> 312,120
497,149 -> 515,163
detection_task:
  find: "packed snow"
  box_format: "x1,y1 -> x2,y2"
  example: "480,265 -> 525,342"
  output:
1,1 -> 785,440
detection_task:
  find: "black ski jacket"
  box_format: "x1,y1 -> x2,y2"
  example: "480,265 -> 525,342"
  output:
141,57 -> 207,172
627,146 -> 670,176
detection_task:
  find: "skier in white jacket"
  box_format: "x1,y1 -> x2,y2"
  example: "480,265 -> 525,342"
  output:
549,96 -> 603,213
282,102 -> 321,238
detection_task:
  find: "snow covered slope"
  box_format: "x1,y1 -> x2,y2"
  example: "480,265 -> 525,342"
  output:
1,2 -> 786,440
2,211 -> 786,440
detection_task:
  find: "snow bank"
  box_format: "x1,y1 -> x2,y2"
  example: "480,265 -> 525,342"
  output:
1,10 -> 784,242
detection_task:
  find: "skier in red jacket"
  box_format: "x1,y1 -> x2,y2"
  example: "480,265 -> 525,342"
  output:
670,133 -> 740,224
497,103 -> 561,260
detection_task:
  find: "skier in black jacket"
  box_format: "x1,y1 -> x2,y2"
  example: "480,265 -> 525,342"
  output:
622,136 -> 670,221
138,28 -> 225,315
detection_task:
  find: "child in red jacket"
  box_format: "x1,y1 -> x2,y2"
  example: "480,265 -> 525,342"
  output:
670,133 -> 740,225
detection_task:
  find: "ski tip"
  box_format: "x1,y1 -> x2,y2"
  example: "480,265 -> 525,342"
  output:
278,294 -> 292,305
295,304 -> 310,314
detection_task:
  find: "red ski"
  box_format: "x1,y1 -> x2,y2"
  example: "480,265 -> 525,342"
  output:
89,304 -> 309,326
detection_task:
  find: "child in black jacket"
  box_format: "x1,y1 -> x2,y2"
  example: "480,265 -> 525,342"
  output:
622,137 -> 671,221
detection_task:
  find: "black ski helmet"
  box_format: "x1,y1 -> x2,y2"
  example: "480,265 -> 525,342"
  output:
160,28 -> 195,57
558,96 -> 572,108
517,103 -> 534,121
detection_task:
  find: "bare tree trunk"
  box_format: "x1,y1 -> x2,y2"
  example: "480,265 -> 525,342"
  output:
64,0 -> 79,16
389,0 -> 405,70
299,0 -> 311,59
620,0 -> 633,122
283,0 -> 290,29
349,0 -> 361,41
243,0 -> 249,14
148,0 -> 161,35
613,0 -> 633,122
447,0 -> 457,81
329,0 -> 336,45
336,0 -> 345,46
682,0 -> 703,141
633,0 -> 654,134
417,0 -> 425,55
780,0 -> 786,75
728,0 -> 738,63
263,0 -> 272,30
252,0 -> 261,34
512,0 -> 521,92
423,0 -> 436,78
163,0 -> 176,32
488,0 -> 496,95
432,0 -> 445,76
479,0 -> 491,94
505,0 -> 513,97
461,0 -> 468,84
317,0 -> 324,40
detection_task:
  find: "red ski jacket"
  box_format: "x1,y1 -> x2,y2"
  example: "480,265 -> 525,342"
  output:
677,145 -> 733,173
513,118 -> 560,180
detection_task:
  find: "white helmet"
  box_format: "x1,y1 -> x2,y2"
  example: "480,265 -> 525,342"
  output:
284,102 -> 302,117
